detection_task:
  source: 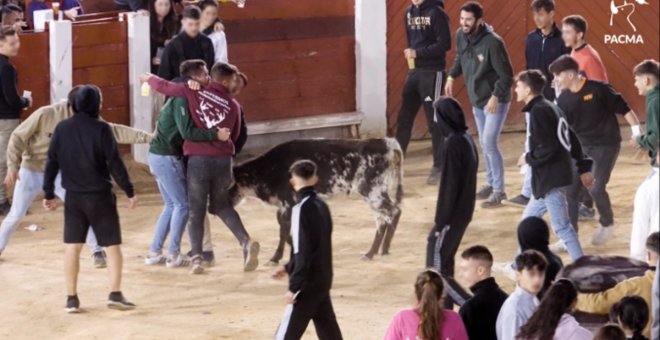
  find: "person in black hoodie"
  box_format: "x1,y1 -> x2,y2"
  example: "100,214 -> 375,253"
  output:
0,27 -> 31,214
43,85 -> 138,314
272,160 -> 342,340
458,245 -> 509,340
507,0 -> 571,208
425,96 -> 478,309
395,0 -> 451,185
158,6 -> 215,81
517,216 -> 563,298
514,70 -> 591,262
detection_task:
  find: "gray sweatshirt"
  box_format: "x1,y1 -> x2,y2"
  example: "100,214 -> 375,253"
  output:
496,285 -> 539,340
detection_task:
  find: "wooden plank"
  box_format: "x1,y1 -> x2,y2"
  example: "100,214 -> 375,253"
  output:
14,31 -> 50,119
229,36 -> 355,63
224,16 -> 354,44
82,0 -> 119,14
242,94 -> 356,122
218,0 -> 353,21
73,64 -> 128,88
99,85 -> 129,109
72,43 -> 128,68
72,21 -> 127,47
248,112 -> 363,135
240,75 -> 354,102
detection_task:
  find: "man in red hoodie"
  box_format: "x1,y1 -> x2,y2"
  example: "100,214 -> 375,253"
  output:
140,63 -> 259,274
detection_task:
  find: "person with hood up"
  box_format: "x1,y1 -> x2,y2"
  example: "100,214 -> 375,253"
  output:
445,1 -> 514,208
517,216 -> 563,298
42,85 -> 138,314
425,96 -> 478,309
395,0 -> 451,186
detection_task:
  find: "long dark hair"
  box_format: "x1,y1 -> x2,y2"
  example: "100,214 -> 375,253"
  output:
149,0 -> 179,45
414,270 -> 445,340
610,296 -> 649,340
516,279 -> 578,340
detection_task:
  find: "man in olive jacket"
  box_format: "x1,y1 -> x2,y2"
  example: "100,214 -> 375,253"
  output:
445,1 -> 514,209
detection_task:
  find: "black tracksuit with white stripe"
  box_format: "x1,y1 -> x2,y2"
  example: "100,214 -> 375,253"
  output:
396,0 -> 451,169
276,186 -> 342,340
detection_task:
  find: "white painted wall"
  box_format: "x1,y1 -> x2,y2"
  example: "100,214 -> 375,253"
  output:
127,13 -> 152,164
355,0 -> 388,137
48,20 -> 72,103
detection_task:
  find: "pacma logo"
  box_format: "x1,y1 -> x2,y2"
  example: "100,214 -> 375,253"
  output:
605,0 -> 650,44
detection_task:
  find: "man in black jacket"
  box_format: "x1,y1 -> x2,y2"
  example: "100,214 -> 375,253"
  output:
426,96 -> 478,309
158,6 -> 215,81
514,70 -> 589,261
458,245 -> 508,340
550,55 -> 641,247
395,0 -> 451,185
272,160 -> 342,340
0,27 -> 30,214
43,85 -> 138,313
507,0 -> 571,208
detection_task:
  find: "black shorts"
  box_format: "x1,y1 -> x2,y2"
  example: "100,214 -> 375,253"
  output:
64,191 -> 121,247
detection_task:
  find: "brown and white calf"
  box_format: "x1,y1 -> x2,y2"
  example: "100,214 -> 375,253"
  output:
228,138 -> 404,265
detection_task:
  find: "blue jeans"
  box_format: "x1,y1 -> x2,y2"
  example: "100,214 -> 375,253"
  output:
523,188 -> 584,260
473,102 -> 510,193
0,167 -> 101,254
148,153 -> 189,255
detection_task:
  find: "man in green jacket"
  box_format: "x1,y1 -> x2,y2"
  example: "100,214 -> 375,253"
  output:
145,59 -> 226,269
633,59 -> 659,165
445,1 -> 514,209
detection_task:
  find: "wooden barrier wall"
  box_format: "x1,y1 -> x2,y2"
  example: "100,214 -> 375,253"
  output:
14,31 -> 50,120
387,0 -> 660,138
71,20 -> 130,126
219,0 -> 356,122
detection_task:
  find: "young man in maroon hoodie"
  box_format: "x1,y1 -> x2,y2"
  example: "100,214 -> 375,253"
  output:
140,63 -> 259,274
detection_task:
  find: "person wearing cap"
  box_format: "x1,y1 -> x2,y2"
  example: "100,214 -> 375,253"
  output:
42,85 -> 138,313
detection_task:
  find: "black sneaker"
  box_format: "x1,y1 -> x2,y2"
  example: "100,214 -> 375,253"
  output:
107,292 -> 136,311
476,185 -> 493,200
504,194 -> 529,208
93,251 -> 107,269
578,204 -> 596,221
426,167 -> 441,185
0,202 -> 11,216
65,295 -> 80,313
481,192 -> 507,208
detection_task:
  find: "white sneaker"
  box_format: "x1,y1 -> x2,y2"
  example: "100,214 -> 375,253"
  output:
190,255 -> 205,275
493,262 -> 517,282
591,225 -> 614,245
166,253 -> 190,268
549,240 -> 568,254
144,252 -> 166,265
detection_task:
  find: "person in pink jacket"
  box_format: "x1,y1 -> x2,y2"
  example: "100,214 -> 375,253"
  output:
518,279 -> 593,340
384,269 -> 469,340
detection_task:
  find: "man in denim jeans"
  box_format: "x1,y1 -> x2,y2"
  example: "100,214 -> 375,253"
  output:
514,70 -> 589,261
145,60 -> 225,268
143,63 -> 260,275
445,1 -> 514,208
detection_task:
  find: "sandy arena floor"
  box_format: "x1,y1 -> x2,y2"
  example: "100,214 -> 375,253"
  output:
0,132 -> 652,339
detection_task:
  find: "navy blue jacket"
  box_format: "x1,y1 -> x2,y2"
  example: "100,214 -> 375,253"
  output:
405,0 -> 451,71
525,24 -> 571,101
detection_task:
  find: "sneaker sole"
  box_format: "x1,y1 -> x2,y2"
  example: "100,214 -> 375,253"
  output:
244,242 -> 260,272
481,202 -> 503,209
65,307 -> 80,313
94,262 -> 107,269
502,200 -> 528,208
107,301 -> 136,311
190,265 -> 205,275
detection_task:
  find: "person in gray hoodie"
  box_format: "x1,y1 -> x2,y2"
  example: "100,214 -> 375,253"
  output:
445,1 -> 514,209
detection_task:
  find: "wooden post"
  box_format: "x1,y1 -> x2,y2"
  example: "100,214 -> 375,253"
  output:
48,20 -> 72,103
127,13 -> 151,164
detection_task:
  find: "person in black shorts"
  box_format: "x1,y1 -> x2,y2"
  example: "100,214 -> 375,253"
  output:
42,85 -> 138,313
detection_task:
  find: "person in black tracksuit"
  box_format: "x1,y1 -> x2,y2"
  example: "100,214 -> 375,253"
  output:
396,0 -> 451,185
43,85 -> 137,313
426,97 -> 478,309
273,160 -> 342,340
